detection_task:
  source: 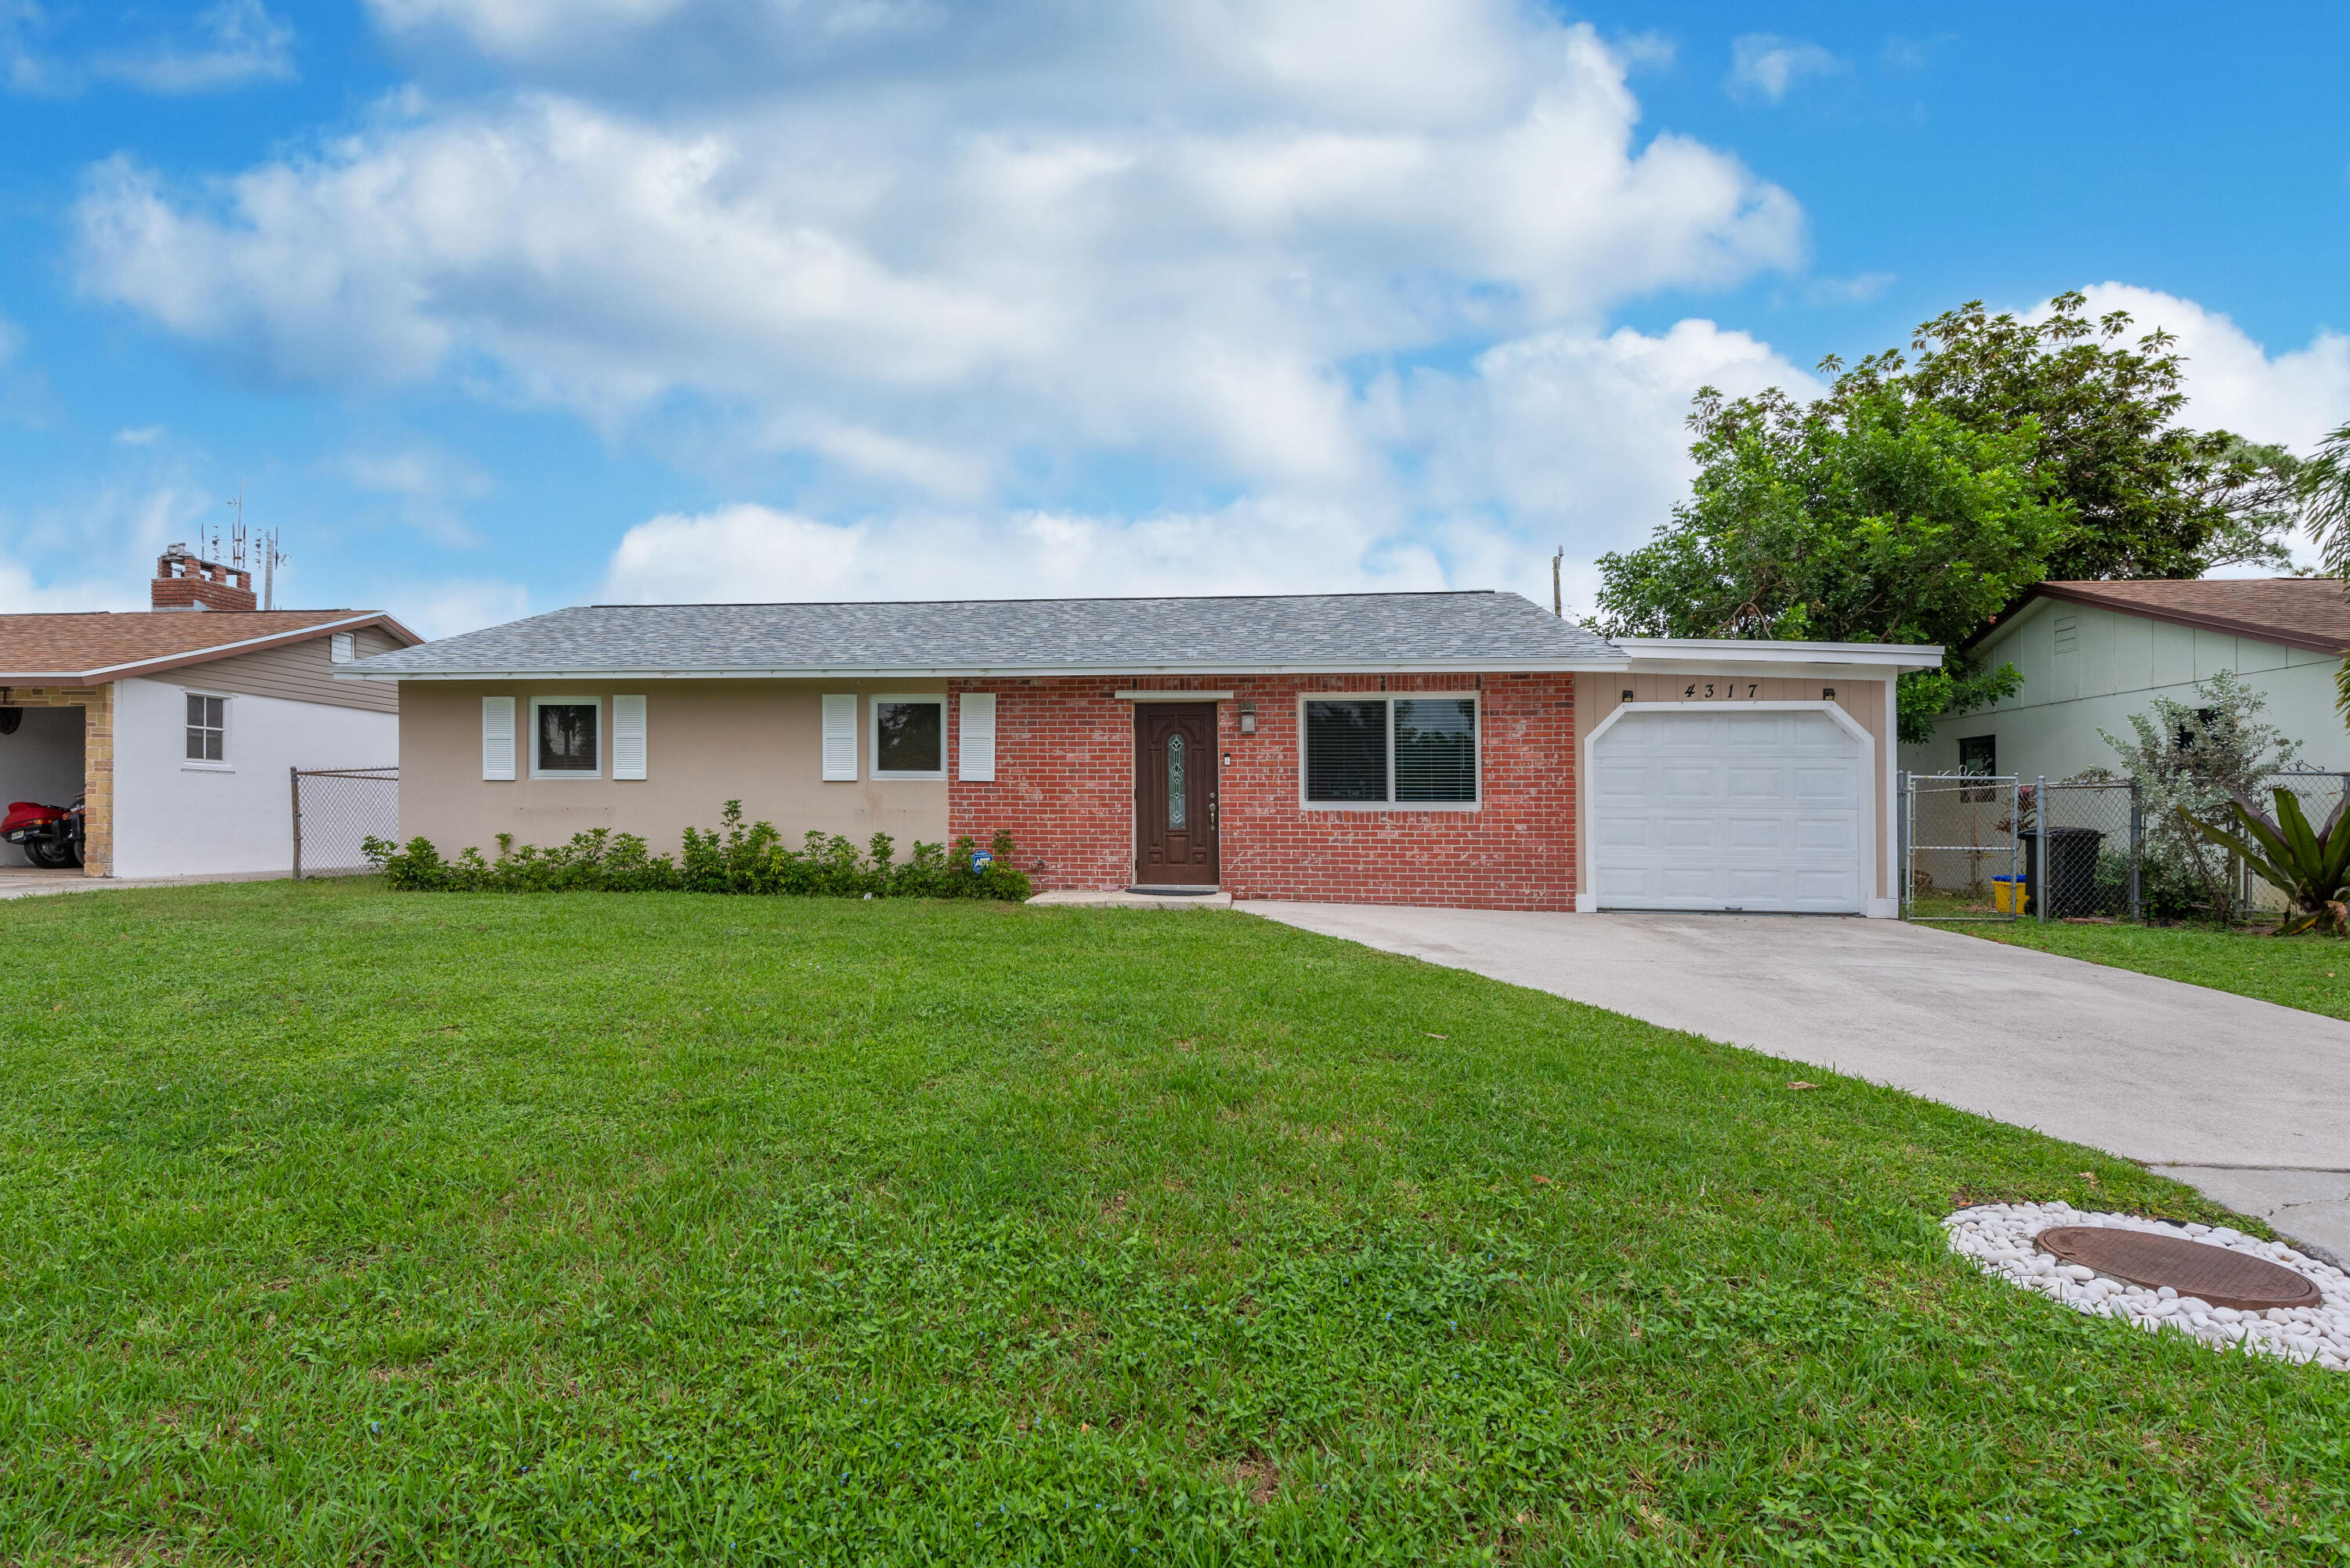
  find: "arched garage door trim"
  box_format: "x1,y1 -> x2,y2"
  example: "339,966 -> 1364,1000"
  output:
1582,701 -> 1876,914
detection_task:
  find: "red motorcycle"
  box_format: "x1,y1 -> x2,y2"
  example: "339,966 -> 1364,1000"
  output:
3,797 -> 82,869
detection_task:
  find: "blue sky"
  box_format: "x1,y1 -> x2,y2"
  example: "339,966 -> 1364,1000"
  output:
1,1 -> 2345,634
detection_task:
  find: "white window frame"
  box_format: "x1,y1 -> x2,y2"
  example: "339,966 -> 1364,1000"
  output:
329,632 -> 357,664
528,695 -> 603,781
182,688 -> 232,771
1296,692 -> 1480,811
870,692 -> 947,780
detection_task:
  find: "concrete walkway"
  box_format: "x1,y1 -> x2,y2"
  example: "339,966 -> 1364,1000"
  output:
1238,901 -> 2350,1263
0,866 -> 291,901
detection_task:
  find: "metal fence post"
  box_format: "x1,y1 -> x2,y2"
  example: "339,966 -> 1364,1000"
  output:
289,764 -> 302,881
2128,779 -> 2142,923
1896,770 -> 1909,919
2034,775 -> 2048,923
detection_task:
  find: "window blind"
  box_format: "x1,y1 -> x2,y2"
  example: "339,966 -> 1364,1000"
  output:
1393,697 -> 1476,802
482,695 -> 515,780
1303,699 -> 1387,802
612,695 -> 647,780
822,694 -> 859,781
959,692 -> 996,781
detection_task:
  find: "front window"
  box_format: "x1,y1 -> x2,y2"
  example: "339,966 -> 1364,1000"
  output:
185,693 -> 225,762
535,701 -> 599,775
873,697 -> 945,777
1303,695 -> 1477,807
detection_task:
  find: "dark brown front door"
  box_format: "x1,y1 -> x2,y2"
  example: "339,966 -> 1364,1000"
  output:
1135,703 -> 1219,886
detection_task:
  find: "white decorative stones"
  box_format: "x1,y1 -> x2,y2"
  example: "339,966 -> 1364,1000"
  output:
1943,1201 -> 2350,1371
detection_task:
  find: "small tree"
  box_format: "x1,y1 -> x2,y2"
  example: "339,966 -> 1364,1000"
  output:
2100,670 -> 2305,919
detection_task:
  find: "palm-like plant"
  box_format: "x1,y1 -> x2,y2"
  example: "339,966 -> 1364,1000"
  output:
2177,786 -> 2350,937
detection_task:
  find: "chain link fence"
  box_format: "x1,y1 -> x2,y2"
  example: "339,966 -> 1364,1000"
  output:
1900,772 -> 2023,921
1900,772 -> 2145,923
291,765 -> 397,879
2234,769 -> 2350,918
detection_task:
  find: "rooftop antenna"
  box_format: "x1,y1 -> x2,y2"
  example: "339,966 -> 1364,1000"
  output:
259,529 -> 288,610
1551,547 -> 1564,617
226,485 -> 248,569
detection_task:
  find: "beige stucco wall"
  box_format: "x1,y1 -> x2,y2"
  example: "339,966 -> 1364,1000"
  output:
396,681 -> 947,858
1574,669 -> 1902,905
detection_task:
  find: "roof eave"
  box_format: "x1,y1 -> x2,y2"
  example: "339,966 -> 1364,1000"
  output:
341,653 -> 1635,682
1976,582 -> 2350,656
6,611 -> 420,685
1611,638 -> 1945,670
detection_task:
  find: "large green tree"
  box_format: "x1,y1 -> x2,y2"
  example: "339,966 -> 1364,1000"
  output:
1595,292 -> 2302,743
1594,382 -> 2071,742
2301,417 -> 2350,724
1864,292 -> 2300,580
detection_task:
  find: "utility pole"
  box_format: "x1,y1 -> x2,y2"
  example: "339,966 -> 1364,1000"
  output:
1551,547 -> 1564,617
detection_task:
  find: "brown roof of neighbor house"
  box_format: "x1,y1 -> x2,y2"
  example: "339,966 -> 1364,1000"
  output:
1990,578 -> 2350,656
0,609 -> 421,685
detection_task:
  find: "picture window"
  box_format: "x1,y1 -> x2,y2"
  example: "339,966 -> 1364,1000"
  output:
531,699 -> 601,778
872,696 -> 945,778
1302,695 -> 1477,807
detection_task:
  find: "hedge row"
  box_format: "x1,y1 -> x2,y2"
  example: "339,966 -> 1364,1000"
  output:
361,802 -> 1033,901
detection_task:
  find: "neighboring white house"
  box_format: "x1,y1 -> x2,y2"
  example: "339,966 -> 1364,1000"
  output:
0,545 -> 418,879
1902,578 -> 2350,782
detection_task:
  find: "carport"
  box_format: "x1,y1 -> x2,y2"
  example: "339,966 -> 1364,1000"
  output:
0,687 -> 105,873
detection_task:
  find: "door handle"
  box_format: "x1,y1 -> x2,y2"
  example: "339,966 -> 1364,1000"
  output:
1209,786 -> 1218,830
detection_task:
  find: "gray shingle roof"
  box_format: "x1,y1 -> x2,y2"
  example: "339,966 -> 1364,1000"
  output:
349,592 -> 1625,678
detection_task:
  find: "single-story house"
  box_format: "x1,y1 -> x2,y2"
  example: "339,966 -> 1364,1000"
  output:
1901,578 -> 2349,782
0,545 -> 418,878
349,592 -> 1941,916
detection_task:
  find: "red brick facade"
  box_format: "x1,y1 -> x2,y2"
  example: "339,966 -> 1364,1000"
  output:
946,672 -> 1576,910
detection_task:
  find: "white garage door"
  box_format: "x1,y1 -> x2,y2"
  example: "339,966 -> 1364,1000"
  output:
1590,707 -> 1865,913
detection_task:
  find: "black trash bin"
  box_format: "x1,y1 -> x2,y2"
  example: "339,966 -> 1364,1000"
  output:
2019,826 -> 2105,918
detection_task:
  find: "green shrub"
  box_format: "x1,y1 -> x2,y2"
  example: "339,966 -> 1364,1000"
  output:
361,803 -> 1032,902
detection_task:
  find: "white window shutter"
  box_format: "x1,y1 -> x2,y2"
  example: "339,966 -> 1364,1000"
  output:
482,695 -> 515,781
612,695 -> 647,780
822,694 -> 859,781
959,692 -> 996,781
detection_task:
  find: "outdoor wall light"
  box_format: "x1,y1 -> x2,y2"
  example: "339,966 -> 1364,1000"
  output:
1823,687 -> 1836,700
1238,700 -> 1256,734
1621,689 -> 1634,703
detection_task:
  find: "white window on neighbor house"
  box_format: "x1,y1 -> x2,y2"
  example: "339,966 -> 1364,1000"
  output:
530,696 -> 601,779
1300,694 -> 1478,808
184,692 -> 228,765
329,632 -> 356,663
872,695 -> 946,779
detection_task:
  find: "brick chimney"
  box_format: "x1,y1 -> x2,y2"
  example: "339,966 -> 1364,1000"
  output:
153,544 -> 256,612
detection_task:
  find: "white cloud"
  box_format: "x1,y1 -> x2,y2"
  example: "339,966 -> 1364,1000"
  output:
5,0 -> 294,96
2060,283 -> 2350,453
371,576 -> 531,638
75,11 -> 1802,507
1726,34 -> 1843,105
338,443 -> 497,544
599,496 -> 1443,606
595,316 -> 1815,612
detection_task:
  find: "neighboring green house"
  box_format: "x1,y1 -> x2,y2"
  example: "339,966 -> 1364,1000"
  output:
1902,578 -> 2350,782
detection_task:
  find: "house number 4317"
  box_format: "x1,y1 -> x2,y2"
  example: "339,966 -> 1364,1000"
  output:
1683,683 -> 1759,699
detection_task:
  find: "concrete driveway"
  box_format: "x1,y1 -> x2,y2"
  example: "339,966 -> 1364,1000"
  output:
1238,902 -> 2350,1263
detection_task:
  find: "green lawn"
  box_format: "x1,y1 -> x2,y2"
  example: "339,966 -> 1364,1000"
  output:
1963,919 -> 2350,1021
4,883 -> 2347,1565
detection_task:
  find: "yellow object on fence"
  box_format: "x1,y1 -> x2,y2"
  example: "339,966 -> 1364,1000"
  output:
1992,876 -> 2028,915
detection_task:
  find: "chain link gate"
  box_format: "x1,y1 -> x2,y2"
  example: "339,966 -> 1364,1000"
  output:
1900,772 -> 2145,923
290,765 -> 398,879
